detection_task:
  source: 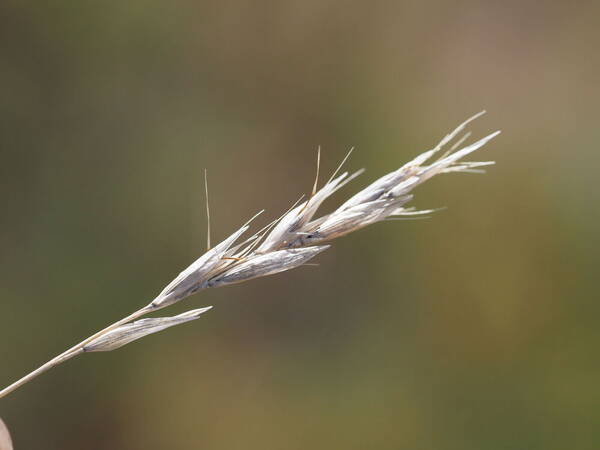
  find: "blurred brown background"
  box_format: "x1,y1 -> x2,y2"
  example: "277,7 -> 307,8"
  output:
1,1 -> 598,449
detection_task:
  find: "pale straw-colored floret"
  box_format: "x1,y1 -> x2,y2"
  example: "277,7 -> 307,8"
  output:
83,307 -> 213,352
207,246 -> 330,288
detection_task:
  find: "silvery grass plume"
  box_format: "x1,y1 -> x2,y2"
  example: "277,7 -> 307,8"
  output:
0,111 -> 500,399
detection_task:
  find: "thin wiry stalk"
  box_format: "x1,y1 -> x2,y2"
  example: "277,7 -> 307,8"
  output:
0,306 -> 153,398
0,112 -> 500,399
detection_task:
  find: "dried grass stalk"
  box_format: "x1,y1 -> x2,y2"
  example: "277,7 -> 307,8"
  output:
0,112 -> 499,399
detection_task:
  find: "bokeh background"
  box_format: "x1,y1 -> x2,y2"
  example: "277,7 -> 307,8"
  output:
1,1 -> 599,449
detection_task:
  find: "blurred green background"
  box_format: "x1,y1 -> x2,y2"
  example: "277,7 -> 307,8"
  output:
1,1 -> 598,449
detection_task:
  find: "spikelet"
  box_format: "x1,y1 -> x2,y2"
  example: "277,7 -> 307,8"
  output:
83,307 -> 213,352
